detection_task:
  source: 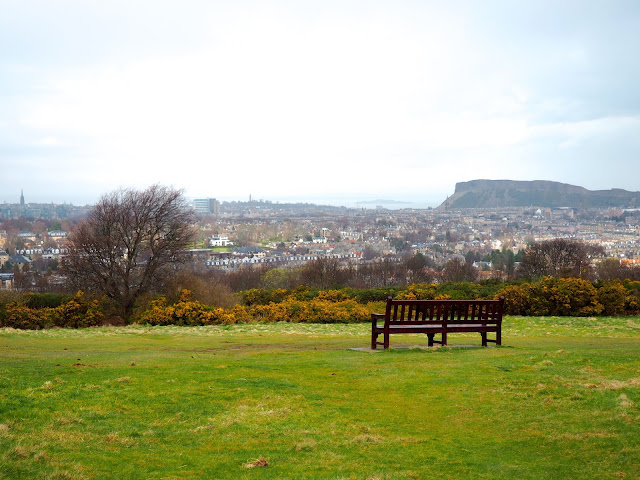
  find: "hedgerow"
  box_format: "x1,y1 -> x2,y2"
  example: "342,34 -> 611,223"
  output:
2,278 -> 639,329
138,289 -> 370,325
137,290 -> 251,326
249,297 -> 370,323
0,291 -> 103,329
495,277 -> 634,316
240,279 -> 639,318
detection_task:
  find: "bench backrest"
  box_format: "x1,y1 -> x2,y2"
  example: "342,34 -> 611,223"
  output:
384,297 -> 504,325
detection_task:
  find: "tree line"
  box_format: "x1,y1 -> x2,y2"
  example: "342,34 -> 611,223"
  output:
4,185 -> 640,321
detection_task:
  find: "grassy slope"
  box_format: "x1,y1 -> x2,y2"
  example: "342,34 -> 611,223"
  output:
1,317 -> 639,479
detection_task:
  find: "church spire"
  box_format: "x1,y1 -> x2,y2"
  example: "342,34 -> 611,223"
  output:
20,189 -> 25,205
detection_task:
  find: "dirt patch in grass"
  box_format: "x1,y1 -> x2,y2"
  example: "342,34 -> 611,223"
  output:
351,433 -> 383,444
601,378 -> 640,390
244,456 -> 268,469
583,377 -> 640,390
294,438 -> 317,451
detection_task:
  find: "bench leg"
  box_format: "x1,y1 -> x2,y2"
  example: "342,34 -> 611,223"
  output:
496,329 -> 502,346
427,333 -> 434,347
441,332 -> 447,346
481,332 -> 487,347
371,323 -> 378,350
384,331 -> 390,350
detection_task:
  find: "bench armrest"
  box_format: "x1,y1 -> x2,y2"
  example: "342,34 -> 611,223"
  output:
371,313 -> 385,326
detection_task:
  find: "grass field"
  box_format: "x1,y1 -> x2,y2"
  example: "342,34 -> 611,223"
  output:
1,316 -> 639,479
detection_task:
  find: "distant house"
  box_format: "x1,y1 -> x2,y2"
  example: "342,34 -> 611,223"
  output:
48,230 -> 68,238
42,248 -> 66,260
17,232 -> 37,241
209,236 -> 232,247
0,251 -> 9,267
473,261 -> 492,271
8,255 -> 32,266
233,246 -> 264,257
0,273 -> 14,289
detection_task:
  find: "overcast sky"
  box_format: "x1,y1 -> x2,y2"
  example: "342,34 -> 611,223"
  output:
2,1 -> 639,207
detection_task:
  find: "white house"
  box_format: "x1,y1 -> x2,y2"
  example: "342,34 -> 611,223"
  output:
209,236 -> 232,247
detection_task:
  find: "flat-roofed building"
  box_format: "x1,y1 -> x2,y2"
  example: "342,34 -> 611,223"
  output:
193,198 -> 220,215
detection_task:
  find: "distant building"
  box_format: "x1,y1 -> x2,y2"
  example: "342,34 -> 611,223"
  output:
193,198 -> 220,215
17,232 -> 37,241
233,246 -> 265,257
209,236 -> 232,247
8,255 -> 32,266
0,273 -> 14,289
0,251 -> 9,267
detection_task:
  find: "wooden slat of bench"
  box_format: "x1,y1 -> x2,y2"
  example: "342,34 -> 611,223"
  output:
385,324 -> 443,332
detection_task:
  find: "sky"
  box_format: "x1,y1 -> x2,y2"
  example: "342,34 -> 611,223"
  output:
2,0 -> 640,208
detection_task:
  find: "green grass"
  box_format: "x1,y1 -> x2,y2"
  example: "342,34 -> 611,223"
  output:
1,317 -> 639,479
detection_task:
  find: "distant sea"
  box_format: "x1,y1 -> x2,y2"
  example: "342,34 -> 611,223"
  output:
301,196 -> 443,210
218,195 -> 445,210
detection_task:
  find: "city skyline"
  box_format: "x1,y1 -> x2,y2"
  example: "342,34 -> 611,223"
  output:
2,1 -> 640,206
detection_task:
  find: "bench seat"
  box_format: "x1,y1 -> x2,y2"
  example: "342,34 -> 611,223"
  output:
371,297 -> 505,349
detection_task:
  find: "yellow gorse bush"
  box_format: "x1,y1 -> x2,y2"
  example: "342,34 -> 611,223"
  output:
138,290 -> 247,326
4,278 -> 638,330
238,298 -> 370,324
1,291 -> 103,329
138,289 -> 370,325
495,277 -> 624,316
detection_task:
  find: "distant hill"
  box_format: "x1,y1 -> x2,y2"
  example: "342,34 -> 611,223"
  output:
438,180 -> 640,209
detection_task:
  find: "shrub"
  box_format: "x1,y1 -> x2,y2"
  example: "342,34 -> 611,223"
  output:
396,284 -> 438,300
543,277 -> 603,316
0,291 -> 103,329
289,285 -> 319,302
349,287 -> 402,303
437,282 -> 482,299
241,288 -> 289,306
496,278 -> 604,316
596,281 -> 626,315
248,298 -> 369,324
55,291 -> 104,328
2,303 -> 53,329
138,290 -> 252,326
495,284 -> 531,315
623,280 -> 640,313
317,290 -> 351,302
25,293 -> 71,309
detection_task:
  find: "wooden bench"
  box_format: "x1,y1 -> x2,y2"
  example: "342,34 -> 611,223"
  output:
371,296 -> 505,349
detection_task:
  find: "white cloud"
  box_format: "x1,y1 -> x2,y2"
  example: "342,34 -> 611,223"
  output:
3,1 -> 640,204
37,136 -> 64,147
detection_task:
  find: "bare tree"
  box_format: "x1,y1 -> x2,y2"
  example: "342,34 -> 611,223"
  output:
403,252 -> 435,284
62,185 -> 195,319
596,258 -> 627,281
300,258 -> 349,289
441,257 -> 479,283
517,239 -> 603,280
361,245 -> 379,261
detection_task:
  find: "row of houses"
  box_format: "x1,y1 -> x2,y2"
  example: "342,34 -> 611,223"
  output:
1,249 -> 68,268
204,251 -> 359,270
15,248 -> 68,258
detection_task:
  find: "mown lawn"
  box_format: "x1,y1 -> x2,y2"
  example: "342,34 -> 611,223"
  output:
1,317 -> 639,479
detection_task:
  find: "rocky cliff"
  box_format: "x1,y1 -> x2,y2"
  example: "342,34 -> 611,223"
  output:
438,180 -> 640,209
